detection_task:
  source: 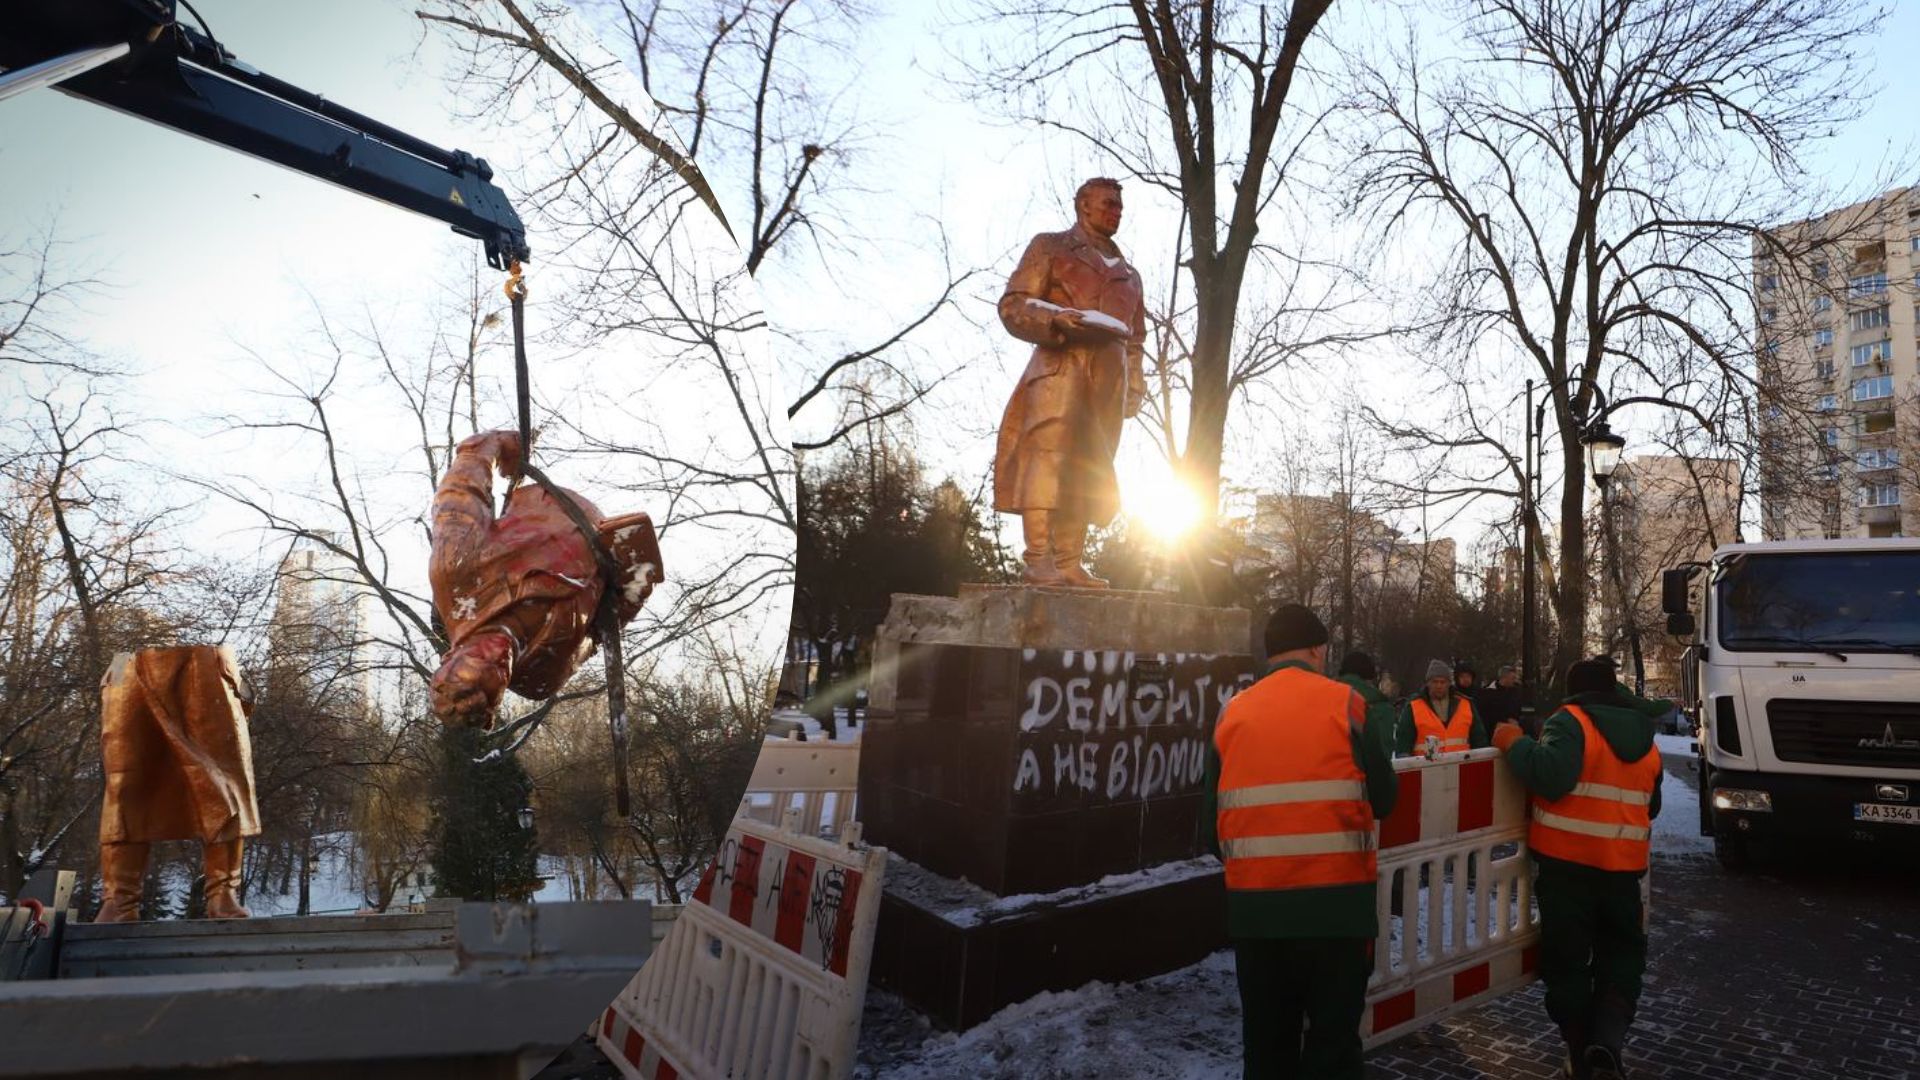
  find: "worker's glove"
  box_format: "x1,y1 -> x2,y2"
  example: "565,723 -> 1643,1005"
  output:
1491,721 -> 1525,753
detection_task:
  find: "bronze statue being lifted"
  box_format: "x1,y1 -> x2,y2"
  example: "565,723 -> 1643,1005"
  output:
427,430 -> 663,730
993,177 -> 1147,588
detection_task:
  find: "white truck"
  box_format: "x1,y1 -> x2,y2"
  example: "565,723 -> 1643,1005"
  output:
1662,538 -> 1920,868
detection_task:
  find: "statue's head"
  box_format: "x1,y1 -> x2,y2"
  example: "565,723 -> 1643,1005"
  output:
1074,177 -> 1124,239
430,630 -> 515,729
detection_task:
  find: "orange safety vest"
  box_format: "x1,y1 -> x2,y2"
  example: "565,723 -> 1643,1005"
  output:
1527,705 -> 1661,872
1411,695 -> 1474,753
1214,666 -> 1376,891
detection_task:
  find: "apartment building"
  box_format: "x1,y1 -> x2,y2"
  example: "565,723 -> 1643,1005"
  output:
1757,186 -> 1920,538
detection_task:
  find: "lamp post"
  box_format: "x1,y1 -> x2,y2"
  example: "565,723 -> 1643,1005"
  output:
1587,421 -> 1642,693
1520,378 -> 1627,696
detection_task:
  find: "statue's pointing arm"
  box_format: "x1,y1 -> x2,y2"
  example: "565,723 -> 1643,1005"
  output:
998,235 -> 1068,349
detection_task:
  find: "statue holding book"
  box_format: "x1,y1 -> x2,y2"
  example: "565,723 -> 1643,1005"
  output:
992,176 -> 1147,589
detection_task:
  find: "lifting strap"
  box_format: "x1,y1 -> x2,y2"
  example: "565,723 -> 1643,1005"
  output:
493,262 -> 633,817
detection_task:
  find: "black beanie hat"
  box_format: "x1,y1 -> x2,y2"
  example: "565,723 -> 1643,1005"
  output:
1265,604 -> 1329,656
1566,659 -> 1614,696
1337,650 -> 1378,680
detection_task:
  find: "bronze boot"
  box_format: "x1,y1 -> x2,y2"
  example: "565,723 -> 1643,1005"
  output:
201,838 -> 251,919
1021,510 -> 1069,586
93,841 -> 149,923
1053,518 -> 1110,589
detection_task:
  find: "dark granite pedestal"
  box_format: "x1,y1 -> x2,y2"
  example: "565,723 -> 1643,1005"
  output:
859,585 -> 1256,1029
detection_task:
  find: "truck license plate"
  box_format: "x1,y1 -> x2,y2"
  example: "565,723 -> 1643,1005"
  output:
1853,802 -> 1920,825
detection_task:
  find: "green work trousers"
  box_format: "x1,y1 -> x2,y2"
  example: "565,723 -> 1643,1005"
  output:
1532,857 -> 1648,1028
1231,936 -> 1372,1080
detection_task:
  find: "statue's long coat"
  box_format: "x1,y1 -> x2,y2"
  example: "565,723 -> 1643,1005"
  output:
99,646 -> 260,845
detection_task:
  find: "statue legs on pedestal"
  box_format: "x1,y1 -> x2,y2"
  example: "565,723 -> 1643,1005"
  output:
93,841 -> 148,923
202,838 -> 250,919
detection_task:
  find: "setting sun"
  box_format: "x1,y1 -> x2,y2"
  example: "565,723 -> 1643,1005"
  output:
1129,461 -> 1207,546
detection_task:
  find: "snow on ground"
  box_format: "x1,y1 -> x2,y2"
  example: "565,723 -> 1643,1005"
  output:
855,950 -> 1245,1080
1652,734 -> 1714,856
884,855 -> 1222,929
246,843 -> 377,916
858,745 -> 1715,1078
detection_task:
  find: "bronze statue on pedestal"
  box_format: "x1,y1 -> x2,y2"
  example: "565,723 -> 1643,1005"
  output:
993,177 -> 1147,588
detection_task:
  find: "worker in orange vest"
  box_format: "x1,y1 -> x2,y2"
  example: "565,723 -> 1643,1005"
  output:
1394,658 -> 1488,757
1202,604 -> 1398,1079
1491,658 -> 1663,1080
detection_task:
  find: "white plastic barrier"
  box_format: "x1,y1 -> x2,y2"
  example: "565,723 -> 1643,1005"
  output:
1362,748 -> 1538,1046
737,737 -> 861,841
595,810 -> 887,1080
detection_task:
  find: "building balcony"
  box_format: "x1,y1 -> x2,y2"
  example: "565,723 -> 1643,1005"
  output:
1862,504 -> 1903,527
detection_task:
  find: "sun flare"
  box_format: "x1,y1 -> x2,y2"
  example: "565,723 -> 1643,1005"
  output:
1130,463 -> 1207,546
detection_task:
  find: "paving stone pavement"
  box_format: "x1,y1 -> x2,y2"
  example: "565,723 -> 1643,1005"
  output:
1365,754 -> 1920,1080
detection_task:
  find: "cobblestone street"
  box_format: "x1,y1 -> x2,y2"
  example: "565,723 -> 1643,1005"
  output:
1365,750 -> 1920,1079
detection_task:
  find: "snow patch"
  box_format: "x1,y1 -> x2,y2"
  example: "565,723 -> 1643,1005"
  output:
857,949 -> 1245,1079
883,854 -> 1221,929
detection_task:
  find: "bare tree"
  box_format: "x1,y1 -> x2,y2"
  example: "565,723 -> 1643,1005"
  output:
0,228 -> 115,380
0,388 -> 191,901
1344,0 -> 1888,683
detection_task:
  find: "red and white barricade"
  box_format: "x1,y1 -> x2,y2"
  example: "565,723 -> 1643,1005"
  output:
737,737 -> 861,841
1362,748 -> 1540,1047
595,809 -> 888,1080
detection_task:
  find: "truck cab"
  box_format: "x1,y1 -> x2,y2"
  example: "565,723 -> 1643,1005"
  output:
1663,538 -> 1920,867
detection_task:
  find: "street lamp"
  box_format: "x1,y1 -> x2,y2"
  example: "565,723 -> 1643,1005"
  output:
1584,421 -> 1626,485
1521,378 -> 1626,697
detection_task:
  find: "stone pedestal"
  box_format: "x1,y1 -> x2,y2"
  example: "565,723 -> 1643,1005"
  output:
859,585 -> 1255,1029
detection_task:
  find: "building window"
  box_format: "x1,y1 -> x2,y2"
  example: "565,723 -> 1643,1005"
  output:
1813,295 -> 1833,313
1863,411 -> 1897,434
1857,447 -> 1901,470
1824,427 -> 1840,447
1760,273 -> 1779,292
1762,307 -> 1776,323
1849,272 -> 1888,297
1813,328 -> 1834,347
1860,482 -> 1900,508
1815,463 -> 1838,481
1850,305 -> 1890,331
1818,393 -> 1838,411
1815,358 -> 1836,378
1851,338 -> 1892,367
1911,236 -> 1920,253
1813,260 -> 1830,279
1853,375 -> 1894,402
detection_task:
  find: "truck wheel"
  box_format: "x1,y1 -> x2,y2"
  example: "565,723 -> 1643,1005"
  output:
1713,832 -> 1751,871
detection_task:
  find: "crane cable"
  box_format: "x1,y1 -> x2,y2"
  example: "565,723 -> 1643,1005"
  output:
494,262 -> 633,818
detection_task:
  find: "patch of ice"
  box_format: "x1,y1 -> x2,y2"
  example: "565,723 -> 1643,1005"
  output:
451,595 -> 478,621
1078,310 -> 1129,335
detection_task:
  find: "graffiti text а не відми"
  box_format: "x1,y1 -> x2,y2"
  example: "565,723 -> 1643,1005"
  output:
1012,650 -> 1251,802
